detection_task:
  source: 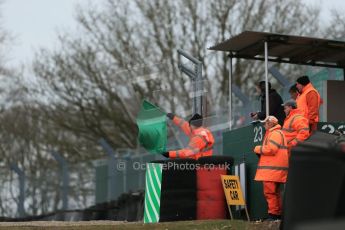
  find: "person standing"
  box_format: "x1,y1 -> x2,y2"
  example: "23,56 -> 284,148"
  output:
289,84 -> 299,100
251,81 -> 286,126
253,116 -> 289,221
281,99 -> 310,151
162,113 -> 214,160
295,76 -> 321,132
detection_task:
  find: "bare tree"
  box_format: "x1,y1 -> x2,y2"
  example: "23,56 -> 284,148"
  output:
0,103 -> 97,216
0,0 -> 329,217
324,9 -> 345,41
29,0 -> 321,146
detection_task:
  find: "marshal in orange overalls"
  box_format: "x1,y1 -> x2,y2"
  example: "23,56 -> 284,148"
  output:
167,115 -> 214,160
296,82 -> 321,132
254,118 -> 289,217
282,108 -> 310,149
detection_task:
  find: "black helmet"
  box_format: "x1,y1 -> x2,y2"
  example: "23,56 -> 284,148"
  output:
189,113 -> 203,127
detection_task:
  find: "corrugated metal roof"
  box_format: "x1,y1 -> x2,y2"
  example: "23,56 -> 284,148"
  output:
209,31 -> 345,68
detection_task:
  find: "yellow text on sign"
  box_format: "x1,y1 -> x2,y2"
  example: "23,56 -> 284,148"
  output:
221,175 -> 245,206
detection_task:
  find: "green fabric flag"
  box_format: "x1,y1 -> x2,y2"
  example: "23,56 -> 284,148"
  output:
136,100 -> 167,154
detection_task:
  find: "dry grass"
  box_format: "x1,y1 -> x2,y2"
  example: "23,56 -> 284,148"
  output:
0,220 -> 280,230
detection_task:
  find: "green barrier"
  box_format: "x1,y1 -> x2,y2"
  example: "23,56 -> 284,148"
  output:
136,100 -> 167,154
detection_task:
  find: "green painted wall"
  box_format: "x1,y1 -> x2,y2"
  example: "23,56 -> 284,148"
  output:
223,123 -> 266,219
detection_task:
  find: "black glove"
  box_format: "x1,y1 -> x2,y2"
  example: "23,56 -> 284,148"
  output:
161,152 -> 169,158
167,113 -> 175,120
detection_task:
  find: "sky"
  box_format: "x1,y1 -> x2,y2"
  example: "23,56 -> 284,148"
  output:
2,0 -> 84,67
2,0 -> 345,67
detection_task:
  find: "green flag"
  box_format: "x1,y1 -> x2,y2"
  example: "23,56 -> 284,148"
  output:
136,100 -> 167,154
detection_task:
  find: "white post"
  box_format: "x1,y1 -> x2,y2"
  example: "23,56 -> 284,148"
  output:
264,42 -> 269,118
229,56 -> 233,130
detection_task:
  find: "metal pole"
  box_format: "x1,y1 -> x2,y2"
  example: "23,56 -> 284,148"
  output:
193,74 -> 197,115
122,158 -> 127,194
227,205 -> 233,220
177,49 -> 203,116
244,205 -> 250,221
50,151 -> 69,211
123,150 -> 128,194
196,62 -> 203,116
229,55 -> 233,130
61,163 -> 68,210
264,42 -> 269,118
10,163 -> 25,217
177,49 -> 201,65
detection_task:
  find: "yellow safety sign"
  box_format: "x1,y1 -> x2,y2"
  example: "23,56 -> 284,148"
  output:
221,175 -> 245,205
221,175 -> 250,221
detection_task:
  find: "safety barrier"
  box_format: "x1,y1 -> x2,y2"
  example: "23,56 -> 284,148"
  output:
144,156 -> 234,223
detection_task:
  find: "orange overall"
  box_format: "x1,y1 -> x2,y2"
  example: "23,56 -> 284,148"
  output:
296,83 -> 320,132
168,116 -> 214,160
282,108 -> 310,151
254,125 -> 289,216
